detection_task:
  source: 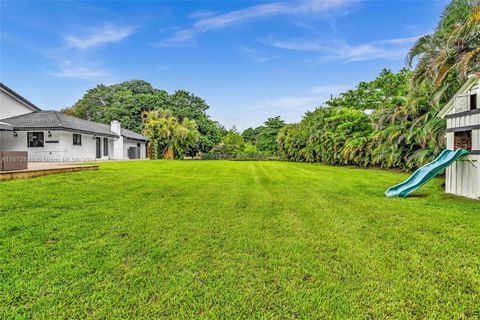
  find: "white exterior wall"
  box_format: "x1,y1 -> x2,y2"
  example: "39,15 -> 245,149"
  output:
0,130 -> 113,162
445,155 -> 479,199
446,113 -> 480,129
123,139 -> 146,159
110,121 -> 147,160
0,89 -> 37,120
444,81 -> 480,200
110,121 -> 124,160
113,137 -> 124,160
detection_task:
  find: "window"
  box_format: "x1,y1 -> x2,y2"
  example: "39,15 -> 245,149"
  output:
73,133 -> 82,146
470,93 -> 477,110
27,132 -> 44,148
103,138 -> 108,156
454,131 -> 472,151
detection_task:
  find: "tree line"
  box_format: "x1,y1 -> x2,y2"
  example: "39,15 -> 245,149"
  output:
62,80 -> 222,159
277,0 -> 479,170
63,0 -> 478,164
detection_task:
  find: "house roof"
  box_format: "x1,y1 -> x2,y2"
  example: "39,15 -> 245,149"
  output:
0,111 -> 148,140
0,122 -> 13,131
121,128 -> 147,141
438,74 -> 480,118
0,82 -> 42,112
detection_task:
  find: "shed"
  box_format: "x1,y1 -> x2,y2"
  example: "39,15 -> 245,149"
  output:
438,73 -> 480,199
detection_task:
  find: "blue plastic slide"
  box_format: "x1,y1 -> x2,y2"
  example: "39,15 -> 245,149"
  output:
385,148 -> 470,198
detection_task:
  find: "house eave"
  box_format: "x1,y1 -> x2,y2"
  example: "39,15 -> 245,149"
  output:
0,83 -> 42,112
0,122 -> 13,131
122,135 -> 149,142
9,127 -> 119,138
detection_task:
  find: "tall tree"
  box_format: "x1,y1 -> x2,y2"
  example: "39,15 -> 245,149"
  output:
407,0 -> 480,105
241,127 -> 259,144
62,80 -> 221,154
277,68 -> 446,170
255,116 -> 285,153
142,110 -> 199,159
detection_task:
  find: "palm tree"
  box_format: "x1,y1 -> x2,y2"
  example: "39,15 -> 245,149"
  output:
407,0 -> 480,105
142,110 -> 199,159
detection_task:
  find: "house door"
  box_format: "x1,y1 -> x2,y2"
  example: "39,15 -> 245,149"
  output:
96,137 -> 101,158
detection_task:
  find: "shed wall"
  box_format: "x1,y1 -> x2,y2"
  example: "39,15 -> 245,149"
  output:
444,80 -> 480,199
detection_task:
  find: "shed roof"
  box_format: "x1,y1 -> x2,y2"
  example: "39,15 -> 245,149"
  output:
438,74 -> 480,118
121,128 -> 148,141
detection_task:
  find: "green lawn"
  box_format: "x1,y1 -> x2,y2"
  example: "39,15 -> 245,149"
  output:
1,161 -> 479,319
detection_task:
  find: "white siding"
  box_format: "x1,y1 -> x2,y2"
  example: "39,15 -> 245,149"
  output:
444,80 -> 479,200
0,130 -> 114,162
0,89 -> 37,120
446,132 -> 454,150
446,156 -> 479,199
447,113 -> 480,129
123,139 -> 146,159
473,130 -> 480,150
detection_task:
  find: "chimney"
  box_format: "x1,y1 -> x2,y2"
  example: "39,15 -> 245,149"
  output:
111,120 -> 121,135
111,120 -> 124,160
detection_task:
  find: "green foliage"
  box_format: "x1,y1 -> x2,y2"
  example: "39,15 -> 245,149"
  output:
326,69 -> 411,111
278,0 -> 478,170
142,109 -> 200,159
207,128 -> 280,160
222,130 -> 245,154
1,160 -> 479,318
62,80 -> 221,155
255,116 -> 285,153
407,0 -> 480,105
241,127 -> 258,144
241,116 -> 285,154
278,69 -> 446,170
278,107 -> 373,166
242,142 -> 258,153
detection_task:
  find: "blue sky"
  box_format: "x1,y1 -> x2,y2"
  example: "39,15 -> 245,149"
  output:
1,0 -> 448,129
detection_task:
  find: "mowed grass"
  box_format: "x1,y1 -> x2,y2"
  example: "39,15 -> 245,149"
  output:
0,161 -> 479,319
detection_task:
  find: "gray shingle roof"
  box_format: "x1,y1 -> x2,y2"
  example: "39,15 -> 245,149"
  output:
121,128 -> 147,141
0,111 -> 147,141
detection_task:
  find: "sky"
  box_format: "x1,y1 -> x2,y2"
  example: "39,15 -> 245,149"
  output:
1,0 -> 449,130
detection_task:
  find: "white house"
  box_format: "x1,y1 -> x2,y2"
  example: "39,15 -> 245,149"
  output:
438,73 -> 480,199
0,83 -> 148,162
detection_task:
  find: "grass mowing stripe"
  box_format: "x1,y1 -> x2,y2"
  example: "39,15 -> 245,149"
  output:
0,160 -> 479,318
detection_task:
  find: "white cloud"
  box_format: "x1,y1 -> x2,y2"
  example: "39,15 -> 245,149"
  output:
64,24 -> 136,50
262,35 -> 422,62
155,0 -> 347,47
261,38 -> 329,51
47,60 -> 107,80
38,24 -> 135,80
188,10 -> 219,19
48,67 -> 107,79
